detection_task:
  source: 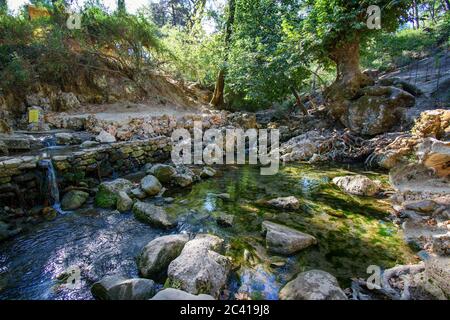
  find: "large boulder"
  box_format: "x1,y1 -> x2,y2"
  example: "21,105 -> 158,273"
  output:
61,190 -> 89,211
262,221 -> 317,255
140,175 -> 162,196
279,270 -> 347,300
132,201 -> 176,229
266,196 -> 300,210
341,86 -> 415,136
149,164 -> 177,184
332,175 -> 380,196
151,288 -> 214,300
167,234 -> 231,298
412,109 -> 450,140
91,275 -> 156,300
95,178 -> 133,209
417,138 -> 450,178
138,234 -> 189,279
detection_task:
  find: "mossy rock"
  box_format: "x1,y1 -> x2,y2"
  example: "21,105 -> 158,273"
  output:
95,188 -> 118,209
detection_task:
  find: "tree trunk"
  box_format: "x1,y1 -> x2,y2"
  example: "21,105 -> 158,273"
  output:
413,0 -> 420,29
210,0 -> 235,108
210,69 -> 225,107
429,1 -> 436,23
189,0 -> 207,31
325,39 -> 373,117
117,0 -> 126,14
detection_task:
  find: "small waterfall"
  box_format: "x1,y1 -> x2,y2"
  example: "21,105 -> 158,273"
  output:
41,135 -> 57,148
39,159 -> 60,210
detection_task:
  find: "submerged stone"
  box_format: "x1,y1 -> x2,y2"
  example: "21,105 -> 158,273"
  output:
132,201 -> 176,229
266,196 -> 300,210
262,221 -> 317,255
61,190 -> 89,211
332,175 -> 380,196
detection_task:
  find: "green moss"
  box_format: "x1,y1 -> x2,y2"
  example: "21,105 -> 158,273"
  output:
63,172 -> 86,184
94,189 -> 117,209
163,164 -> 416,286
164,277 -> 184,290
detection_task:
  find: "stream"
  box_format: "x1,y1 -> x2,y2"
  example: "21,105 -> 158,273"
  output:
0,164 -> 416,300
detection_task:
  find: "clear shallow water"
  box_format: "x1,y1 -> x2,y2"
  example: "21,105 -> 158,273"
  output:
0,164 -> 416,300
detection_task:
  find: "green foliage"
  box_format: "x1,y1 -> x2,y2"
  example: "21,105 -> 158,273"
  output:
0,0 -> 447,111
161,26 -> 223,86
224,0 -> 310,110
361,12 -> 450,70
0,6 -> 163,94
94,188 -> 117,209
299,0 -> 411,61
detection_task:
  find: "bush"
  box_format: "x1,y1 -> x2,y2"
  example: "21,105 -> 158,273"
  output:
0,7 -> 163,94
160,26 -> 223,87
361,13 -> 450,71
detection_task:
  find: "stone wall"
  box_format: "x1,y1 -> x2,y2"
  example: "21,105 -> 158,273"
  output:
46,112 -> 231,141
0,136 -> 171,208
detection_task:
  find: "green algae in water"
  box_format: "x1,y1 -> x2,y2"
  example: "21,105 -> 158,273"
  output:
166,164 -> 416,291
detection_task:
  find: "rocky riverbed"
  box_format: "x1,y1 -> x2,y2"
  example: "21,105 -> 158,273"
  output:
0,163 -> 419,300
0,103 -> 448,300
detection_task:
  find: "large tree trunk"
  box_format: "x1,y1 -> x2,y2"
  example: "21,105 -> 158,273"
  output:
413,0 -> 420,29
210,0 -> 235,108
210,69 -> 225,107
325,39 -> 373,117
117,0 -> 126,14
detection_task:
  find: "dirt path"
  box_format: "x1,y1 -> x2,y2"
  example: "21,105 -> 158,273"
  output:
60,100 -> 206,124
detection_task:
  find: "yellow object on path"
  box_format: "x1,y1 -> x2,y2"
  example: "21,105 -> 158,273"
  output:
29,109 -> 40,123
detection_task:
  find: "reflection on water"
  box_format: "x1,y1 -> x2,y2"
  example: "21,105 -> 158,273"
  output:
0,210 -> 165,300
0,164 -> 415,300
